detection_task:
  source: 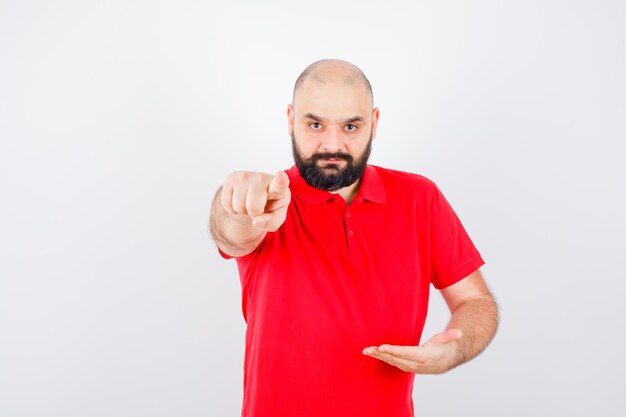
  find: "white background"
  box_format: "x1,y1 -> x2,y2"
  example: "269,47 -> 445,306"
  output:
1,1 -> 624,416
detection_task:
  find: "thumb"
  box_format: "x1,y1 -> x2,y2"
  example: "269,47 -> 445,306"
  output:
251,212 -> 284,232
268,171 -> 290,199
251,213 -> 271,229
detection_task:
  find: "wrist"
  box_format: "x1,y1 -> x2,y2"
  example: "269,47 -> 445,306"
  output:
443,338 -> 464,373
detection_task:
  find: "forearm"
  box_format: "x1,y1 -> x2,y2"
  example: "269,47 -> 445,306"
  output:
209,186 -> 267,257
446,296 -> 499,370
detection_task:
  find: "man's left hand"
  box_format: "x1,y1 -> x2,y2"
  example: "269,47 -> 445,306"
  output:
362,328 -> 462,374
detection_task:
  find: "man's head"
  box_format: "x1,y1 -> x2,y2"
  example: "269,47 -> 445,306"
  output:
288,59 -> 380,191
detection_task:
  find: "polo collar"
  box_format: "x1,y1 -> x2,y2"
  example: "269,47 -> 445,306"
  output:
286,164 -> 386,205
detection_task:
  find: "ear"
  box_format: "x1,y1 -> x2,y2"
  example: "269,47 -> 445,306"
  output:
287,104 -> 295,137
371,107 -> 380,140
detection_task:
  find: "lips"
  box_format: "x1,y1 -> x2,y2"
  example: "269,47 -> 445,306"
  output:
314,155 -> 350,165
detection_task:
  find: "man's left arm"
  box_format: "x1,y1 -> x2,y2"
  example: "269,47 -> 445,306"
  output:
362,268 -> 499,374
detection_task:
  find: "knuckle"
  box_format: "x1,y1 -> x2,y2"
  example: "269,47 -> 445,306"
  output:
245,171 -> 264,185
219,188 -> 229,202
225,171 -> 243,184
226,171 -> 252,187
234,171 -> 248,182
232,200 -> 247,214
246,201 -> 264,215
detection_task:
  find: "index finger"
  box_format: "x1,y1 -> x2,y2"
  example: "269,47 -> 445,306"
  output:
268,170 -> 290,199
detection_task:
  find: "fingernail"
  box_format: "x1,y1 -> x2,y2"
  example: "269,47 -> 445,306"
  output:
256,219 -> 267,228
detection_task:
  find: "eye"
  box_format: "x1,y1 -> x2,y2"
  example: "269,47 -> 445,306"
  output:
309,122 -> 322,129
346,124 -> 357,131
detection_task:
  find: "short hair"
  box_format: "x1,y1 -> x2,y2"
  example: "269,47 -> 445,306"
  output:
292,59 -> 373,106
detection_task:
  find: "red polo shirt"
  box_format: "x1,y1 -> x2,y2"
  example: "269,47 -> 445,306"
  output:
217,164 -> 485,417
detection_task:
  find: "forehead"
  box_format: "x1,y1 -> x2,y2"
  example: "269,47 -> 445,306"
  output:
294,79 -> 371,121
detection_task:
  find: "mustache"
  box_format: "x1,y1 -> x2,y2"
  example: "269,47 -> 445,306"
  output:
308,152 -> 353,163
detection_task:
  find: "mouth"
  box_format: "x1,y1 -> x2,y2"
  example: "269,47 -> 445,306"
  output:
318,159 -> 342,171
321,158 -> 343,163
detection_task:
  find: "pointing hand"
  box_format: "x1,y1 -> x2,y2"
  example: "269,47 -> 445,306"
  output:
221,170 -> 291,232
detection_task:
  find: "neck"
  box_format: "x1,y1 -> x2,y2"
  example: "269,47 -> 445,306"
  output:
330,177 -> 363,206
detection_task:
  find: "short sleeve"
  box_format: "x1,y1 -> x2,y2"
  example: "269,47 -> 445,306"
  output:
429,184 -> 485,289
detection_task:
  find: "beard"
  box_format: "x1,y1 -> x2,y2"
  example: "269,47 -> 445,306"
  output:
291,133 -> 373,191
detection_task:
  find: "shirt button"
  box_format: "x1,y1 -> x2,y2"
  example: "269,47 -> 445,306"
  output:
348,230 -> 354,236
346,212 -> 351,218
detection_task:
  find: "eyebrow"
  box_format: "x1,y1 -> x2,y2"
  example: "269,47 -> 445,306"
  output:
304,112 -> 365,124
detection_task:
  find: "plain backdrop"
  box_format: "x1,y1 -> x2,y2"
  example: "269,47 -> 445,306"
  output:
1,1 -> 625,416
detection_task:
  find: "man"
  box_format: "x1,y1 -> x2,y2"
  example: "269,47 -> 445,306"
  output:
209,58 -> 499,417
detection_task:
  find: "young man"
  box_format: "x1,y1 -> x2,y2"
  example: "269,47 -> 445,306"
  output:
210,58 -> 499,417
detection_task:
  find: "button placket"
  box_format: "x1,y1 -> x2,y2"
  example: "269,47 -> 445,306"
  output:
345,209 -> 355,244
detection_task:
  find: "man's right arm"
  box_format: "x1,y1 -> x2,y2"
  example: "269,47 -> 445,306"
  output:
209,171 -> 291,258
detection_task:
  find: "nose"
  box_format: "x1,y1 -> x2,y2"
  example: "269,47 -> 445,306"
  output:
319,126 -> 344,153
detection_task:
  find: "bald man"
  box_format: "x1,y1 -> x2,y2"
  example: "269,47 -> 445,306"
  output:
209,59 -> 499,417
